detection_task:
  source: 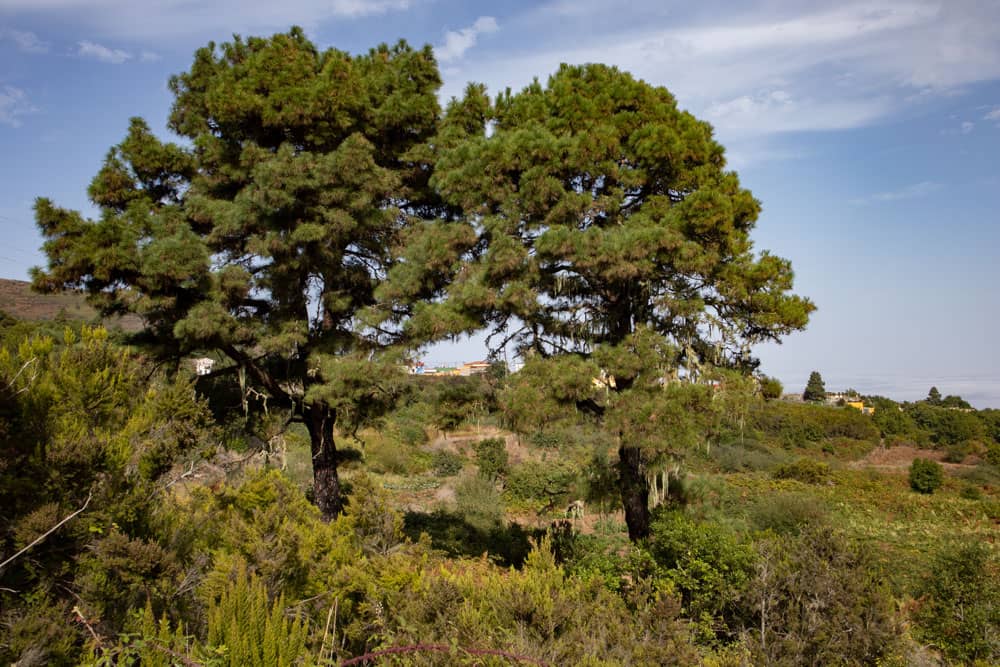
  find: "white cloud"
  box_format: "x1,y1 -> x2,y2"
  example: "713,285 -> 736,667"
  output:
329,0 -> 410,17
0,85 -> 36,127
436,16 -> 498,63
704,89 -> 891,136
77,40 -> 131,64
853,181 -> 942,205
438,0 -> 1000,152
2,28 -> 49,53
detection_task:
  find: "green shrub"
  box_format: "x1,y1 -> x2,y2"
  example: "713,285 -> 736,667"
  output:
473,437 -> 508,481
205,562 -> 308,667
751,401 -> 879,447
772,458 -> 831,484
714,442 -> 783,472
914,541 -> 999,663
909,458 -> 943,494
454,474 -> 505,532
749,492 -> 829,535
743,528 -> 901,665
959,484 -> 983,501
431,450 -> 464,476
530,430 -> 564,449
943,439 -> 975,463
506,460 -> 576,504
345,475 -> 405,556
646,511 -> 755,642
759,375 -> 783,400
365,435 -> 418,475
985,441 -> 1000,466
387,539 -> 699,664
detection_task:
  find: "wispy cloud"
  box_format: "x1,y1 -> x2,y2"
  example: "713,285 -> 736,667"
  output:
0,0 -> 415,40
1,28 -> 49,54
436,16 -> 498,63
439,0 -> 1000,149
77,40 -> 132,64
0,85 -> 36,127
853,181 -> 942,205
329,0 -> 411,17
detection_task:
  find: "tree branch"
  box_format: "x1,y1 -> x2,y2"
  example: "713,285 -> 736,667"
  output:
0,492 -> 92,571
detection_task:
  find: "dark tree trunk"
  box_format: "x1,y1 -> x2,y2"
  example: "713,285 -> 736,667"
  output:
618,444 -> 650,541
305,404 -> 343,521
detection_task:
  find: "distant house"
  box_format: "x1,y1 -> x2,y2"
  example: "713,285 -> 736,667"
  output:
458,360 -> 491,376
846,400 -> 875,415
415,360 -> 493,377
192,357 -> 215,376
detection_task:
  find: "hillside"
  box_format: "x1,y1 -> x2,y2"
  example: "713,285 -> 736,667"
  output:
0,278 -> 142,331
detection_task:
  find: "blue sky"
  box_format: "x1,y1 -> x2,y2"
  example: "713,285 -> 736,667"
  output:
1,0 -> 999,405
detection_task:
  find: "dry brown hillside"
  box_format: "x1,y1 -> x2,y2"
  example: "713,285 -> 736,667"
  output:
0,278 -> 142,331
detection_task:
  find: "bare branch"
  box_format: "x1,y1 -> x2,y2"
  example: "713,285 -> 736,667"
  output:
0,492 -> 92,571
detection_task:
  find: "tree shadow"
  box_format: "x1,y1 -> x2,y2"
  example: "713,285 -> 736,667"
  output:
403,510 -> 545,568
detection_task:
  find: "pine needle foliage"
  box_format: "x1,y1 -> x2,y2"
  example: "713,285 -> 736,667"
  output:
206,562 -> 308,667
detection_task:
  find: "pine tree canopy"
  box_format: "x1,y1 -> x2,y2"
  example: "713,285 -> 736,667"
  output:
401,64 -> 814,363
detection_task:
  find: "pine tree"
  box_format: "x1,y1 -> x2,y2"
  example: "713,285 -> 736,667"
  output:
394,65 -> 814,540
31,29 -> 455,519
927,386 -> 942,405
803,371 -> 826,402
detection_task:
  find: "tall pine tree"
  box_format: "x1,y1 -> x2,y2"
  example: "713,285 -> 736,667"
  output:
394,65 -> 814,540
32,29 -> 453,519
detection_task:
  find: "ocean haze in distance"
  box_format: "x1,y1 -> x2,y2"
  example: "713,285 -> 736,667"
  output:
1,0 -> 998,407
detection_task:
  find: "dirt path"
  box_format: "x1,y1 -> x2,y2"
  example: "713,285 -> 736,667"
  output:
848,444 -> 978,473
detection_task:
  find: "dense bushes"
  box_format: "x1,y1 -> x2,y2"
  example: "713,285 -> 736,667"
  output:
2,324 -> 996,665
772,457 -> 832,484
506,460 -> 577,505
743,527 -> 901,665
914,541 -> 1000,663
0,327 -> 215,664
750,401 -> 879,447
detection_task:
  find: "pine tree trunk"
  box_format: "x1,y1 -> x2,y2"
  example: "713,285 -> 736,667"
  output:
305,404 -> 343,521
618,444 -> 650,541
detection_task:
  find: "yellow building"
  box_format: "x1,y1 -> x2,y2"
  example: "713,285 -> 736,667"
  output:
846,401 -> 875,415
